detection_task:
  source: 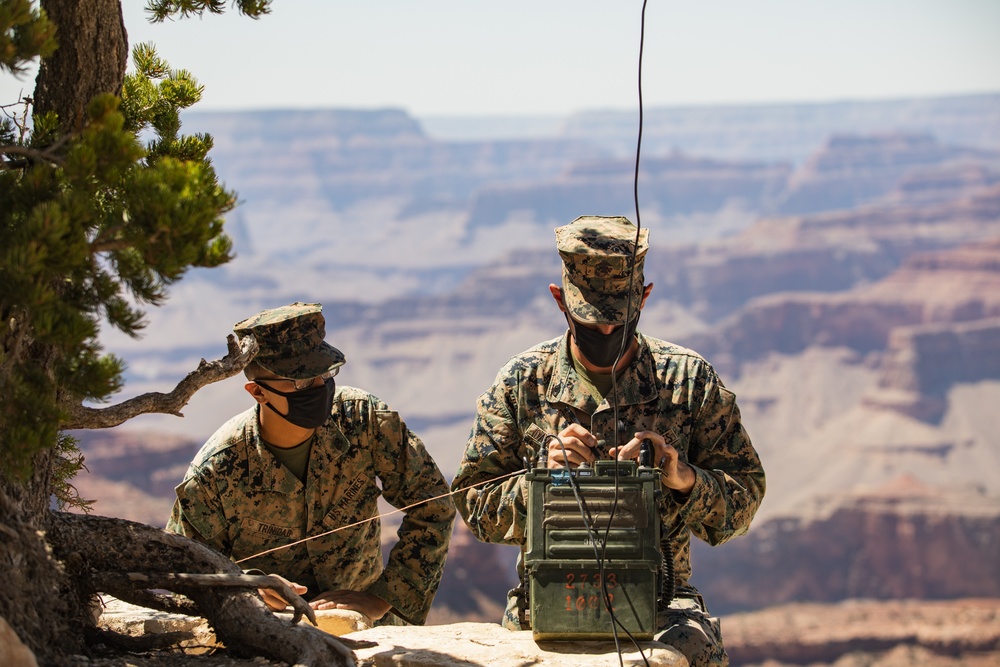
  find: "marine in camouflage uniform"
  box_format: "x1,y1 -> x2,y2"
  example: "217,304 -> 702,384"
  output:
168,302 -> 455,625
451,217 -> 765,666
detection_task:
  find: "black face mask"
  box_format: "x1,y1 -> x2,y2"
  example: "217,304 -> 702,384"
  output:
257,377 -> 336,429
567,314 -> 640,369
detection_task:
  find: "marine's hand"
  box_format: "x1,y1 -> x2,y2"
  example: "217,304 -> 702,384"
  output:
258,574 -> 308,611
546,423 -> 598,469
610,430 -> 695,495
310,589 -> 391,620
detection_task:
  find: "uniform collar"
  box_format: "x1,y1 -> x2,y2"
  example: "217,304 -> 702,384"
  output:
246,405 -> 303,494
547,331 -> 659,412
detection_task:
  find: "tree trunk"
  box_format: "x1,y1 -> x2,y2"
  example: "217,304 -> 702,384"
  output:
1,1 -> 128,656
33,0 -> 128,131
0,449 -> 84,662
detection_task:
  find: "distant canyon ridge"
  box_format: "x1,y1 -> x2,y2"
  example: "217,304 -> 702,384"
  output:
76,94 -> 1000,655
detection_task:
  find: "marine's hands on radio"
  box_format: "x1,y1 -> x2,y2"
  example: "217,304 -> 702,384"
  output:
546,423 -> 598,468
610,430 -> 696,496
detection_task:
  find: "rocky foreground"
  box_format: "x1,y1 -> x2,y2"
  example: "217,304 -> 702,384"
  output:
5,597 -> 993,666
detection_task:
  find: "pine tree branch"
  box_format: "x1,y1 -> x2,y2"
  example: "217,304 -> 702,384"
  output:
1,96 -> 34,141
89,223 -> 127,253
0,144 -> 65,167
90,228 -> 165,255
89,238 -> 133,254
60,333 -> 258,430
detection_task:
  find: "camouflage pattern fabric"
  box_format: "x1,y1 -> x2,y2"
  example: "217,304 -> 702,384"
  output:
451,331 -> 765,662
233,301 -> 345,380
656,592 -> 729,667
168,386 -> 455,625
555,216 -> 649,325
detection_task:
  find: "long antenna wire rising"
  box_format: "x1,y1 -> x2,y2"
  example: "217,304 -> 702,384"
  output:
593,1 -> 652,666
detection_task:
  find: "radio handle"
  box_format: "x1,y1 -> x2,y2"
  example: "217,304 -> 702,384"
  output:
639,438 -> 654,468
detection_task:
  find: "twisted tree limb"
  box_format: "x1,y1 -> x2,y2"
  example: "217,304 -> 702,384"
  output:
94,572 -> 317,626
61,333 -> 258,430
47,511 -> 358,666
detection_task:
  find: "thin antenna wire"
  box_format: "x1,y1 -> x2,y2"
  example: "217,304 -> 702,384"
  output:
633,4 -> 647,234
235,469 -> 522,564
594,2 -> 652,665
604,0 -> 649,462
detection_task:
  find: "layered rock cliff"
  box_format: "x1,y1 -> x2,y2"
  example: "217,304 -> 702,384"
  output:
694,235 -> 1000,380
692,477 -> 1000,614
776,133 -> 994,214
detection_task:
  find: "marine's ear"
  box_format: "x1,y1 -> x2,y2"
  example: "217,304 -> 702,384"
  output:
548,284 -> 568,312
639,282 -> 654,310
245,381 -> 268,404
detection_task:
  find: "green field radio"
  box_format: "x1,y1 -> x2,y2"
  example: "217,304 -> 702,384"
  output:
524,457 -> 665,640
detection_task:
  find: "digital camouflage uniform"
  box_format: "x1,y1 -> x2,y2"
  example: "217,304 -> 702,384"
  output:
450,217 -> 766,667
167,303 -> 455,625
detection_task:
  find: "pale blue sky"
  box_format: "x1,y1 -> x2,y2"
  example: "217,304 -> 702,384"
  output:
2,0 -> 999,115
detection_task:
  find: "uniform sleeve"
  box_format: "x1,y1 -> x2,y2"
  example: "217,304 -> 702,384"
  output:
367,402 -> 456,625
166,471 -> 233,556
670,366 -> 766,546
451,375 -> 532,546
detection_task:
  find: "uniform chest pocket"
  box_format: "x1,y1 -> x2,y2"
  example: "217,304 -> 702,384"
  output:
320,474 -> 381,535
523,423 -> 549,461
232,516 -> 302,564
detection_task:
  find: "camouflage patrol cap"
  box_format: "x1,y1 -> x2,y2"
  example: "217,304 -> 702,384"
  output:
555,216 -> 649,325
233,302 -> 345,380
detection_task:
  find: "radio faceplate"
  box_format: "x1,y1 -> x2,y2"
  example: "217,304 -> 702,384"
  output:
524,461 -> 661,640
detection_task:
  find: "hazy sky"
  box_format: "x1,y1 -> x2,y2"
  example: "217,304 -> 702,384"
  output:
2,0 -> 999,116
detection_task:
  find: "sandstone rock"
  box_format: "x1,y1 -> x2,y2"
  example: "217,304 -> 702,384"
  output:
82,597 -> 1000,667
346,621 -> 686,667
0,617 -> 37,667
97,598 -> 685,665
888,161 -> 1000,206
875,317 -> 1000,401
281,608 -> 372,636
695,234 -> 1000,368
561,95 -> 1000,165
723,598 -> 1000,666
464,152 -> 790,230
776,133 -> 987,215
691,481 -> 1000,612
186,108 -> 605,213
98,597 -> 218,652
